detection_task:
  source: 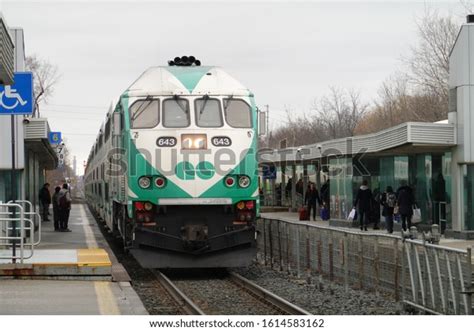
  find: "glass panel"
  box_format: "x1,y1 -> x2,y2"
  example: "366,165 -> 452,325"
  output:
195,98 -> 223,127
463,165 -> 474,230
329,158 -> 353,219
224,99 -> 252,128
442,152 -> 452,229
163,99 -> 190,128
129,99 -> 160,129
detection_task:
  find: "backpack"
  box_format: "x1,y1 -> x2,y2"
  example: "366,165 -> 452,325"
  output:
386,192 -> 396,208
59,193 -> 70,209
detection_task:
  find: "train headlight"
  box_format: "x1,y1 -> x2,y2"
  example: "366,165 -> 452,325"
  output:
144,202 -> 153,211
237,201 -> 245,210
138,176 -> 151,189
181,134 -> 207,150
238,175 -> 251,188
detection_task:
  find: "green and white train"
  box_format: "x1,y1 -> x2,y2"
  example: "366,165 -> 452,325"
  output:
84,57 -> 265,268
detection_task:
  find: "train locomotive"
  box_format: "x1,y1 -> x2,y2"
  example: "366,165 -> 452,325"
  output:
84,57 -> 264,268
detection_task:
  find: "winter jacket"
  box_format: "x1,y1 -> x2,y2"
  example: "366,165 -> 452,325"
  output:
57,188 -> 72,210
305,188 -> 321,205
396,185 -> 414,216
354,185 -> 372,212
39,187 -> 51,205
380,192 -> 395,217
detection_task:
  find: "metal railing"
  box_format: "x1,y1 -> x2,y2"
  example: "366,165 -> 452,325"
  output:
0,200 -> 41,263
7,200 -> 42,246
257,217 -> 473,315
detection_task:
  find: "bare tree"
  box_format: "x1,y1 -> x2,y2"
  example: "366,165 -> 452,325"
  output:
25,55 -> 60,117
403,10 -> 459,109
314,87 -> 369,139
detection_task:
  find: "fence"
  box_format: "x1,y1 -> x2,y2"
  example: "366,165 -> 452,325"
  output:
257,217 -> 473,315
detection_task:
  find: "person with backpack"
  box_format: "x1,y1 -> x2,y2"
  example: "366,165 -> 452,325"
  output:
354,179 -> 372,231
396,181 -> 415,231
381,186 -> 396,234
57,183 -> 72,232
52,186 -> 61,232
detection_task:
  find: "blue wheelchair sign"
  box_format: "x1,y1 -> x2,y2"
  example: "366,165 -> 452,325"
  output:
49,132 -> 62,145
0,72 -> 34,115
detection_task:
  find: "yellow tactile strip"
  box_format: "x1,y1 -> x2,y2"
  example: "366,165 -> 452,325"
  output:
77,249 -> 112,267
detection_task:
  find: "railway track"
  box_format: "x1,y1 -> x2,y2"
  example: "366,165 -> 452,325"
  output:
153,269 -> 311,315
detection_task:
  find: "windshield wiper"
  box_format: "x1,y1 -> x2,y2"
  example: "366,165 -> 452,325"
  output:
131,96 -> 153,122
173,95 -> 188,114
223,95 -> 234,112
198,95 -> 210,120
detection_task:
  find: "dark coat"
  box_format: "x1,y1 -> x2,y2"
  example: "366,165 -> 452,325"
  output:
305,188 -> 321,205
52,192 -> 60,211
380,192 -> 395,217
39,187 -> 51,204
396,185 -> 414,216
320,183 -> 330,204
354,186 -> 372,212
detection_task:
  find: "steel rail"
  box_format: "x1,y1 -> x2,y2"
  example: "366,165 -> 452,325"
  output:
228,272 -> 312,315
153,270 -> 205,315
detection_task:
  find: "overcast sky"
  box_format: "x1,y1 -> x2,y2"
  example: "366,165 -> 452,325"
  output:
0,0 -> 469,175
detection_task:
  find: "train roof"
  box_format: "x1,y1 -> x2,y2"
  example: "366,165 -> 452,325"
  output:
126,66 -> 252,97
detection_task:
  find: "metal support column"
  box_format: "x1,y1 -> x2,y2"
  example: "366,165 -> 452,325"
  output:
291,164 -> 297,211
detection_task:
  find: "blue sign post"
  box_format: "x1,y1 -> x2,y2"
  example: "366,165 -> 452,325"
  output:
49,132 -> 62,145
0,72 -> 34,115
0,72 -> 34,263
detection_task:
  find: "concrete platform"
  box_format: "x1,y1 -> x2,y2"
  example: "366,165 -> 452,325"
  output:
0,248 -> 112,278
0,203 -> 147,315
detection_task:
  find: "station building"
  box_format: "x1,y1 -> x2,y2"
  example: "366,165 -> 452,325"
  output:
0,14 -> 57,210
260,16 -> 474,239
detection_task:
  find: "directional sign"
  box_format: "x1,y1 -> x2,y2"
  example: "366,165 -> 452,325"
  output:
56,144 -> 65,167
49,132 -> 62,145
0,72 -> 34,115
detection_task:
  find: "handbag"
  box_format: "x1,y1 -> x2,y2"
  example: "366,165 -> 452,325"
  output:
393,205 -> 399,215
412,205 -> 422,224
347,208 -> 357,221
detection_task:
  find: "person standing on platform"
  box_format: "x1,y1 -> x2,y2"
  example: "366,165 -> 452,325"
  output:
354,179 -> 372,231
38,183 -> 51,222
52,186 -> 61,232
57,183 -> 72,232
304,183 -> 321,221
396,181 -> 415,231
381,186 -> 396,234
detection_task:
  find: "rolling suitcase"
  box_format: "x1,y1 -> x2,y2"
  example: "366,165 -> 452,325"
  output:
299,206 -> 309,221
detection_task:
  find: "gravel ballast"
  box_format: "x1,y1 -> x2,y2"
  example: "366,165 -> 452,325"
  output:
234,263 -> 405,315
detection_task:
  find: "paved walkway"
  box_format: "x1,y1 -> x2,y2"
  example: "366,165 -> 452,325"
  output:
0,204 -> 148,315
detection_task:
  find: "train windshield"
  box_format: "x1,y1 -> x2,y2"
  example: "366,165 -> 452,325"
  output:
195,98 -> 223,127
224,99 -> 252,128
163,98 -> 190,128
129,99 -> 160,129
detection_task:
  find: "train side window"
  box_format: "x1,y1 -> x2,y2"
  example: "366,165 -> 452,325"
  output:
105,118 -> 111,141
224,99 -> 252,128
163,98 -> 190,128
129,99 -> 160,129
195,98 -> 223,127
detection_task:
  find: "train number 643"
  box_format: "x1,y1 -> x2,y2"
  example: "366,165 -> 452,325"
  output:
157,137 -> 177,147
211,136 -> 232,147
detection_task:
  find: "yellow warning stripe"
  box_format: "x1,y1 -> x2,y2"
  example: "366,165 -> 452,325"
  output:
94,281 -> 120,315
77,248 -> 112,267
